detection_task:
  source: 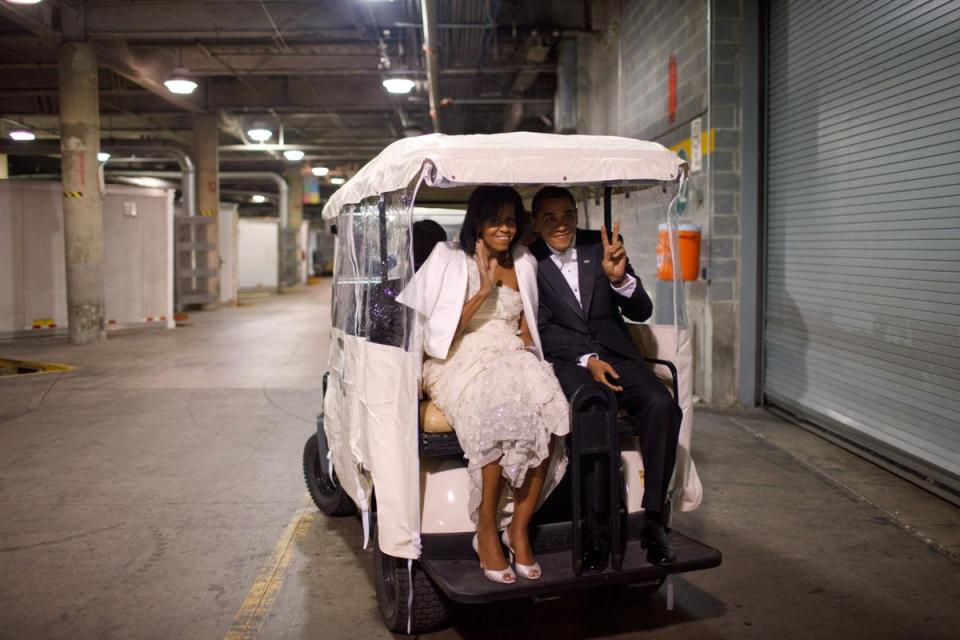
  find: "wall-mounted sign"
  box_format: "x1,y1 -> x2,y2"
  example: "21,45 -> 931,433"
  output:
690,117 -> 702,173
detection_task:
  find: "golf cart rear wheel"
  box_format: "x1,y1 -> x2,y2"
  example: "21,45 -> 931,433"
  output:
373,526 -> 450,634
303,432 -> 356,516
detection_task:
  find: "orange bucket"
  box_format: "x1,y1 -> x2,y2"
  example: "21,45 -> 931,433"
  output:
657,223 -> 701,281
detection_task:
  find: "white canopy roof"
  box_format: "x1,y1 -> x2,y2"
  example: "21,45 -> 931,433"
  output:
321,132 -> 686,218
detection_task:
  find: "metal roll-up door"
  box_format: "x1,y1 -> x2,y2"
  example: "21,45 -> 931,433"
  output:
764,0 -> 960,500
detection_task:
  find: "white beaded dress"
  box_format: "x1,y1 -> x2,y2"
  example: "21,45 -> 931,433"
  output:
422,259 -> 569,523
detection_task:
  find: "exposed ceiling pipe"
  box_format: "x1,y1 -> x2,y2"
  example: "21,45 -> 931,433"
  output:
107,169 -> 288,227
0,138 -> 196,218
94,41 -> 206,114
420,0 -> 442,133
0,3 -> 58,39
109,140 -> 196,218
220,172 -> 289,227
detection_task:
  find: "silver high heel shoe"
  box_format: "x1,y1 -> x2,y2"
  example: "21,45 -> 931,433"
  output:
472,533 -> 516,584
501,529 -> 542,580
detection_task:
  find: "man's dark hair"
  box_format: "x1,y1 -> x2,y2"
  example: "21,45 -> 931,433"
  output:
411,219 -> 447,271
531,186 -> 576,216
458,186 -> 527,256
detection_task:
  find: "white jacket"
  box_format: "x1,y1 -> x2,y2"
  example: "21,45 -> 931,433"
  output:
397,241 -> 542,360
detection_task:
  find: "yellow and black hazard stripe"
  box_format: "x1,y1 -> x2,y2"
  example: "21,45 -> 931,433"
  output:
200,209 -> 217,217
63,190 -> 83,198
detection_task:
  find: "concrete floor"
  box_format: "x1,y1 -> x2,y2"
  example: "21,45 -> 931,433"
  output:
1,282 -> 958,640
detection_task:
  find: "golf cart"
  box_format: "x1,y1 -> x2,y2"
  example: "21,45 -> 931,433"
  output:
302,132 -> 721,634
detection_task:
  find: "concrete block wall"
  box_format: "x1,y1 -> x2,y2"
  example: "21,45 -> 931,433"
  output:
577,0 -> 745,406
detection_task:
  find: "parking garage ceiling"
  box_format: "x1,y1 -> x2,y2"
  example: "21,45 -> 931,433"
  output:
0,0 -> 587,200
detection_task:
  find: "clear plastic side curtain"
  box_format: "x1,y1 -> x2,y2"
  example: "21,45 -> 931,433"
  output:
576,178 -> 702,512
323,184 -> 424,559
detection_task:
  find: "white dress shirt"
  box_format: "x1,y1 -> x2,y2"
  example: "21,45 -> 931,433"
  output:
547,238 -> 636,367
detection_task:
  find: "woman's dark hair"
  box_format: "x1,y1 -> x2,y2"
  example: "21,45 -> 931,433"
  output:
458,186 -> 527,256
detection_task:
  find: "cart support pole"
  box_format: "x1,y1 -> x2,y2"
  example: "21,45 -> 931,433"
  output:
603,186 -> 612,230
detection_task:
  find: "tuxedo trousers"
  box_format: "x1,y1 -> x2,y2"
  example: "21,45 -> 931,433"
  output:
553,351 -> 682,512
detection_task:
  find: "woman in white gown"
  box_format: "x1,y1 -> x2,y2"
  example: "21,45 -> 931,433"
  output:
415,187 -> 569,584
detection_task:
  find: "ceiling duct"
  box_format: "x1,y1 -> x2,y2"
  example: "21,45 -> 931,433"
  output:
420,0 -> 442,132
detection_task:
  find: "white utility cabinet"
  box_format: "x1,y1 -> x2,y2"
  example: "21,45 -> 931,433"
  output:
218,203 -> 239,305
0,180 -> 175,337
237,217 -> 279,291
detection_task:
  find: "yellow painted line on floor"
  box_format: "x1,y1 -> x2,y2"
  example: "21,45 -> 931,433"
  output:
0,357 -> 75,380
224,493 -> 316,640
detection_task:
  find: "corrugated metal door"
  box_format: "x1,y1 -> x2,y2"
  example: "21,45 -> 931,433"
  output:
764,0 -> 960,497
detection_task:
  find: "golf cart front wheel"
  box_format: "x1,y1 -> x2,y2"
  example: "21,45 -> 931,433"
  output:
373,526 -> 450,634
303,432 -> 356,516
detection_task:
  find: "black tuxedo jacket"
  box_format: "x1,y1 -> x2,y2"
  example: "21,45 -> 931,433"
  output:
532,229 -> 653,368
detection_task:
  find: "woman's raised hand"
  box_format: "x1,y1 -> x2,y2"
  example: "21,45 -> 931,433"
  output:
475,240 -> 498,296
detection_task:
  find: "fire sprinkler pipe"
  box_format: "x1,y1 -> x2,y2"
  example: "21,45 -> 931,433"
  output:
104,169 -> 288,226
0,139 -> 197,218
421,0 -> 442,133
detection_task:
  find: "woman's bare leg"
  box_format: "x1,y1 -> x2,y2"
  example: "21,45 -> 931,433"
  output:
476,460 -> 510,571
506,456 -> 550,566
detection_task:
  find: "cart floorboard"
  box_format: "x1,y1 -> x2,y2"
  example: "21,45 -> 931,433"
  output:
420,530 -> 721,604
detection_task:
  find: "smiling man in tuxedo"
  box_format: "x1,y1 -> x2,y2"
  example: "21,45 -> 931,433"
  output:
530,186 -> 682,566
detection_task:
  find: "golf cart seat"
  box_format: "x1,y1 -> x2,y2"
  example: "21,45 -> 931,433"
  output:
419,398 -> 464,457
417,349 -> 678,459
419,398 -> 453,433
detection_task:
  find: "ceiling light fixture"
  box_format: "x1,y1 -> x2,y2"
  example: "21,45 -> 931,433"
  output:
6,1 -> 45,5
311,166 -> 330,177
9,130 -> 35,141
251,194 -> 267,204
246,127 -> 273,143
164,68 -> 198,95
330,176 -> 345,185
97,152 -> 111,162
382,78 -> 415,94
283,149 -> 305,161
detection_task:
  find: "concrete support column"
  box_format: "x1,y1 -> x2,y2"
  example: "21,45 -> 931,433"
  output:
285,166 -> 304,286
193,114 -> 220,301
58,42 -> 105,344
285,165 -> 303,229
0,154 -> 8,179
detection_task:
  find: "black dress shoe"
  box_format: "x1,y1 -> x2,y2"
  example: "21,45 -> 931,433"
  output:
640,523 -> 677,567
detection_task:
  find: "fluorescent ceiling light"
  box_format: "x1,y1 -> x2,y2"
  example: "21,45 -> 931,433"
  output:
97,152 -> 110,162
164,68 -> 197,95
247,128 -> 272,143
330,176 -> 345,185
9,130 -> 35,141
382,78 -> 415,94
6,1 -> 45,5
251,194 -> 267,203
283,149 -> 305,161
311,166 -> 330,177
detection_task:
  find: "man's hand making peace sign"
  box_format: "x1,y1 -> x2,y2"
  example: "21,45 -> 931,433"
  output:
600,220 -> 629,285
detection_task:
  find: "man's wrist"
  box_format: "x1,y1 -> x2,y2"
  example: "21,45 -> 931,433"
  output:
577,353 -> 599,368
610,274 -> 628,286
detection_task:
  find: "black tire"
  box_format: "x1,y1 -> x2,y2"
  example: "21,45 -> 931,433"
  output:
373,525 -> 451,634
303,431 -> 356,517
